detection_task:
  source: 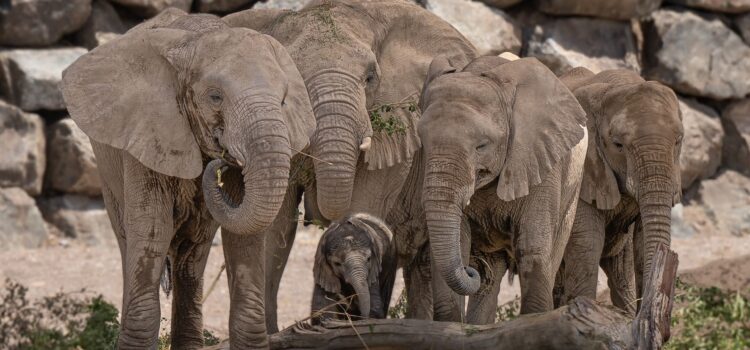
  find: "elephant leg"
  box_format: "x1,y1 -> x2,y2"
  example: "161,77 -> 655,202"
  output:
404,244 -> 433,320
100,185 -> 128,312
559,202 -> 605,306
169,219 -> 219,349
223,230 -> 268,349
431,218 -> 471,322
601,235 -> 637,318
467,250 -> 507,325
264,185 -> 303,333
118,171 -> 175,349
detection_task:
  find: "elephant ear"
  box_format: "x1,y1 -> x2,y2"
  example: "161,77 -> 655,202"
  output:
61,28 -> 203,179
264,35 -> 316,153
574,83 -> 622,210
357,1 -> 475,170
314,227 -> 341,294
223,8 -> 293,32
481,58 -> 587,201
348,213 -> 393,286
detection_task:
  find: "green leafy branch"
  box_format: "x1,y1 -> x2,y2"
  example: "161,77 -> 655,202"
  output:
368,96 -> 418,136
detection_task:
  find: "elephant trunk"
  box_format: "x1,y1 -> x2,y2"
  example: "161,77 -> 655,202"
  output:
308,74 -> 369,221
202,105 -> 291,235
343,256 -> 371,319
422,152 -> 481,296
634,139 -> 675,293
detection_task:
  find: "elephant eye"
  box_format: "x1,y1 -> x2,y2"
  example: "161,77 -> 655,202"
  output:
476,142 -> 489,152
206,88 -> 223,106
613,141 -> 624,150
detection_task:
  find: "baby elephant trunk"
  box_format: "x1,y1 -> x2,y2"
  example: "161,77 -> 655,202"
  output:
343,256 -> 371,319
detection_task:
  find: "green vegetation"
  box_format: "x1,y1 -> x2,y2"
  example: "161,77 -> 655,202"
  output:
495,296 -> 521,322
387,291 -> 408,319
0,279 -> 220,350
666,279 -> 749,350
368,101 -> 416,136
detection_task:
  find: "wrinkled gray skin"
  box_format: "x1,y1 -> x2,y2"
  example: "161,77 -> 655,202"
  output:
553,67 -> 683,317
60,10 -> 315,349
311,214 -> 396,323
224,0 -> 476,333
387,56 -> 589,322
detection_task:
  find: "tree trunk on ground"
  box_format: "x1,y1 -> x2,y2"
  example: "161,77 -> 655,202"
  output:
204,243 -> 678,350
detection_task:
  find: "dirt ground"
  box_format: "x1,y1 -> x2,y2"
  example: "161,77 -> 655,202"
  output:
2,223 -> 749,338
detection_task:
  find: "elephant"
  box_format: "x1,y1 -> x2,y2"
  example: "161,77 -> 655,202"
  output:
311,213 -> 397,323
553,67 -> 682,317
224,0 -> 477,333
386,54 -> 589,322
60,10 -> 315,349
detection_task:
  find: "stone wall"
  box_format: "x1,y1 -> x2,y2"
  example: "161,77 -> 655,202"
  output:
1,0 -> 748,248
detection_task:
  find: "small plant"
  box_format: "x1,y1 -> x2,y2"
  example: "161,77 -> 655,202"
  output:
368,100 -> 417,136
665,279 -> 750,349
387,291 -> 408,319
495,296 -> 521,322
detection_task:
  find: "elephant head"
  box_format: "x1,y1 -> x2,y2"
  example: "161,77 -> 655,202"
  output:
561,67 -> 682,289
418,56 -> 587,295
61,10 -> 315,234
225,0 -> 476,220
313,213 -> 393,318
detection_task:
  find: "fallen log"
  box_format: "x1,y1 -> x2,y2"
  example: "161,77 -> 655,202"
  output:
206,244 -> 678,350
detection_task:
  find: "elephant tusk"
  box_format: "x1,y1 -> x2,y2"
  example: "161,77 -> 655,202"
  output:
216,167 -> 224,188
359,136 -> 372,151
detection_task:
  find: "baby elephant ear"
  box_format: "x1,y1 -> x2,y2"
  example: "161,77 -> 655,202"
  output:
61,28 -> 203,179
483,58 -> 588,201
419,55 -> 458,111
314,228 -> 341,294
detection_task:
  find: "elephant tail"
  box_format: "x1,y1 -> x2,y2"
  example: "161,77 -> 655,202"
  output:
160,256 -> 173,297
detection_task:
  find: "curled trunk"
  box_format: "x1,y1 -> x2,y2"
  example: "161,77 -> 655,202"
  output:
202,107 -> 292,235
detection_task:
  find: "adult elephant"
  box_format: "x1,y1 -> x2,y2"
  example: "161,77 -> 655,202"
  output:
60,10 -> 315,349
554,67 -> 682,317
387,55 -> 589,322
224,0 -> 477,332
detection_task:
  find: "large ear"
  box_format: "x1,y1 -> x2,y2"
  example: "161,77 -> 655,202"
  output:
223,8 -> 293,32
263,35 -> 316,153
61,28 -> 203,179
574,83 -> 622,210
355,1 -> 476,171
347,213 -> 392,286
481,58 -> 587,201
313,227 -> 341,294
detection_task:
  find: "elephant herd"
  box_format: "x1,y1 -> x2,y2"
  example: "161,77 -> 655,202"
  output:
60,0 -> 683,348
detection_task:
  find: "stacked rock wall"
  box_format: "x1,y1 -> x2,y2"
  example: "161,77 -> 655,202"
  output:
1,0 -> 748,248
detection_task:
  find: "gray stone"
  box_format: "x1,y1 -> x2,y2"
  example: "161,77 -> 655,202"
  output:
666,0 -> 750,13
477,0 -> 523,9
678,97 -> 724,189
696,171 -> 750,236
737,13 -> 750,46
45,119 -> 101,196
0,187 -> 48,249
536,0 -> 662,20
722,99 -> 750,175
0,101 -> 45,196
197,0 -> 255,13
526,17 -> 640,75
38,195 -> 115,246
425,0 -> 522,55
671,203 -> 695,237
252,0 -> 310,10
109,0 -> 192,18
642,9 -> 750,100
0,0 -> 91,47
0,48 -> 88,111
74,0 -> 127,49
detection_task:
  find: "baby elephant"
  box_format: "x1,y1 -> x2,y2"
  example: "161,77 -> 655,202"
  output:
312,214 -> 396,323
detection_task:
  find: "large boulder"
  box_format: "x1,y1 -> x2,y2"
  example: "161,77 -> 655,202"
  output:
694,171 -> 750,236
45,119 -> 101,196
642,9 -> 750,100
109,0 -> 192,18
525,17 -> 640,75
678,97 -> 724,189
722,99 -> 750,175
74,0 -> 127,49
737,13 -> 750,46
0,101 -> 45,196
0,48 -> 88,111
0,0 -> 91,47
0,187 -> 48,249
666,0 -> 750,13
38,195 -> 115,246
197,0 -> 255,12
252,0 -> 310,9
424,0 -> 522,55
536,0 -> 662,20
